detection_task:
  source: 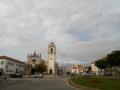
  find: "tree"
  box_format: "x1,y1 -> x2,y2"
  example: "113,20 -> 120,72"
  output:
107,50 -> 120,67
95,60 -> 107,70
86,66 -> 91,73
107,50 -> 120,76
35,62 -> 47,73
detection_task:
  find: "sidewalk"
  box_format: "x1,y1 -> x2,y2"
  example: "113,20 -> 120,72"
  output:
0,76 -> 8,83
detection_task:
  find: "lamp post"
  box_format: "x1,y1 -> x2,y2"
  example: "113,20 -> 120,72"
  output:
67,60 -> 70,72
62,53 -> 65,76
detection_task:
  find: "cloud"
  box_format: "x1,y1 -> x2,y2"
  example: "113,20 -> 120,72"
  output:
65,39 -> 120,64
0,0 -> 120,65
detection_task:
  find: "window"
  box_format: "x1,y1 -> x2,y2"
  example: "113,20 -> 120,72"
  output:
32,59 -> 36,62
1,61 -> 4,65
28,64 -> 29,69
16,64 -> 19,66
51,48 -> 53,53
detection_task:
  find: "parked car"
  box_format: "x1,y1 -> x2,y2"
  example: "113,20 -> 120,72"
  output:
33,74 -> 43,78
98,73 -> 104,76
66,72 -> 70,75
104,73 -> 112,76
9,74 -> 23,78
82,73 -> 94,77
70,73 -> 75,77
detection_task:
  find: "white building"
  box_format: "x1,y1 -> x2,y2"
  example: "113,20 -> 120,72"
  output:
0,56 -> 25,75
91,62 -> 100,75
91,57 -> 107,75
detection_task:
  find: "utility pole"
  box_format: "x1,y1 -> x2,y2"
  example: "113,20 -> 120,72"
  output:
62,53 -> 65,76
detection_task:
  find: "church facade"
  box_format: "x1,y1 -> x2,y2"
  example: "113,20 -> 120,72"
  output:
25,42 -> 58,76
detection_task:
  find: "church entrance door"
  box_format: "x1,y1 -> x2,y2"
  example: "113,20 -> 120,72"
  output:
50,69 -> 52,74
31,68 -> 35,74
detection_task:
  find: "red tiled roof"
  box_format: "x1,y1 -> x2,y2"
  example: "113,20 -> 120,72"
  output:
100,57 -> 107,60
91,56 -> 107,64
80,65 -> 84,68
80,65 -> 89,68
72,64 -> 89,69
0,56 -> 25,64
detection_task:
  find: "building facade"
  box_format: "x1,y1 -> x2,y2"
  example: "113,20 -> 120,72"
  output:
91,62 -> 100,75
0,56 -> 25,75
26,42 -> 58,76
91,57 -> 107,75
91,56 -> 120,76
71,64 -> 89,74
26,51 -> 43,74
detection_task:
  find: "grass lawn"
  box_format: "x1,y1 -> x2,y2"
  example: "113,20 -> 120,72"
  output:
70,77 -> 120,90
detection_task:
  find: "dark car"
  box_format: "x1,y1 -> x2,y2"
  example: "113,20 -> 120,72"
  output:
71,73 -> 75,76
66,72 -> 70,75
9,74 -> 23,78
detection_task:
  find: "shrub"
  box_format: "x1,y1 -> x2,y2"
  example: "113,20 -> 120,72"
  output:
90,80 -> 101,83
85,77 -> 91,79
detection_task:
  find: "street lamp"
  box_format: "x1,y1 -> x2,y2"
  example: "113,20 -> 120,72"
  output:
62,53 -> 65,76
67,60 -> 70,72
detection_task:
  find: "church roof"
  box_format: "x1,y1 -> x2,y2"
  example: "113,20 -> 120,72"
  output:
49,42 -> 55,46
33,51 -> 37,56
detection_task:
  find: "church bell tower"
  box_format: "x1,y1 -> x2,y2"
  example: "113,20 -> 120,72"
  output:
48,42 -> 56,75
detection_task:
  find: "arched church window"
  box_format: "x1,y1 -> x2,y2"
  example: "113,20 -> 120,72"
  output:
51,48 -> 53,53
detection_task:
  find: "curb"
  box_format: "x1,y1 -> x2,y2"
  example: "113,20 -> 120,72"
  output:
67,78 -> 99,90
0,77 -> 8,83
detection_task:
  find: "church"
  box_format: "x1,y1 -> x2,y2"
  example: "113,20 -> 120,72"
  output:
25,42 -> 58,76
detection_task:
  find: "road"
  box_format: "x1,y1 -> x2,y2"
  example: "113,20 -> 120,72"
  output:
0,77 -> 82,90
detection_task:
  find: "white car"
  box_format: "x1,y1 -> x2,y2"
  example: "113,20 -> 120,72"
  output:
33,74 -> 43,78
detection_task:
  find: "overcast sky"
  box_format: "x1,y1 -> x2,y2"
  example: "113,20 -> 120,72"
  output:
0,0 -> 120,65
